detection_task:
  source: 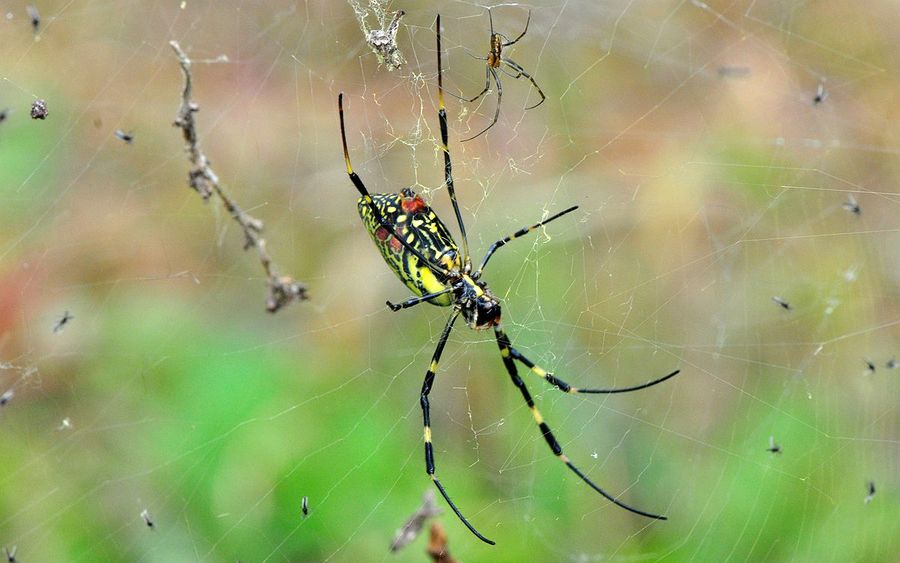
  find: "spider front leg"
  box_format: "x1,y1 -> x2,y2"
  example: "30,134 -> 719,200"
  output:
494,325 -> 669,520
494,325 -> 679,394
421,310 -> 495,545
386,287 -> 455,312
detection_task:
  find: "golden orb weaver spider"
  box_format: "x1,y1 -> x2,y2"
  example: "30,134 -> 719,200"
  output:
454,8 -> 546,142
337,15 -> 680,546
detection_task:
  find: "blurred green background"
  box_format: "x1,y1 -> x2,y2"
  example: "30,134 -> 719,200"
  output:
1,0 -> 898,561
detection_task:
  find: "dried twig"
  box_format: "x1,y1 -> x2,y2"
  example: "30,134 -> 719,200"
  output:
169,41 -> 308,312
426,522 -> 457,563
390,489 -> 443,552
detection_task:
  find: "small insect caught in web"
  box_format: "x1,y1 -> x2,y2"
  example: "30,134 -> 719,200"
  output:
771,296 -> 791,311
864,480 -> 875,504
114,129 -> 134,144
765,436 -> 781,454
0,389 -> 13,407
864,358 -> 876,374
0,108 -> 8,124
842,193 -> 861,215
140,508 -> 155,529
26,4 -> 39,35
301,496 -> 309,518
886,358 -> 898,370
3,545 -> 16,563
813,83 -> 828,105
53,310 -> 73,334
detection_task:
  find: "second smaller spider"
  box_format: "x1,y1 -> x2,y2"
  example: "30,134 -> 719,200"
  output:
456,9 -> 545,141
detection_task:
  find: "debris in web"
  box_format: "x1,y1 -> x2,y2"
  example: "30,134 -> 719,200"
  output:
3,544 -> 16,562
0,389 -> 13,407
0,108 -> 8,124
301,495 -> 309,518
717,65 -> 751,78
30,99 -> 48,120
169,41 -> 309,312
389,489 -> 443,552
347,1 -> 405,70
426,522 -> 456,563
771,296 -> 791,311
886,358 -> 898,369
765,436 -> 781,454
864,481 -> 875,504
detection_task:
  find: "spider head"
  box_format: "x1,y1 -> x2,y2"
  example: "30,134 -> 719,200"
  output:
457,276 -> 502,330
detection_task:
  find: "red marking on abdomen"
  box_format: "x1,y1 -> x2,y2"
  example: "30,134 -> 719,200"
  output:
389,236 -> 403,253
401,195 -> 427,213
375,227 -> 391,241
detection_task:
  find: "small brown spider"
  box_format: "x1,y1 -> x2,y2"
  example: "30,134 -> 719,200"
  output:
455,9 -> 545,141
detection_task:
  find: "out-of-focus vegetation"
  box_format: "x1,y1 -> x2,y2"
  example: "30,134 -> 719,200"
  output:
0,1 -> 897,561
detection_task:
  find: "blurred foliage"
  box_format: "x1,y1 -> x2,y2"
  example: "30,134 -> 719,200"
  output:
0,0 -> 898,561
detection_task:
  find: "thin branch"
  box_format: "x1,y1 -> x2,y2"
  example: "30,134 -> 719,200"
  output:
169,41 -> 308,312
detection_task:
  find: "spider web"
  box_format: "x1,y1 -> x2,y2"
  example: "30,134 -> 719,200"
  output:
0,0 -> 897,561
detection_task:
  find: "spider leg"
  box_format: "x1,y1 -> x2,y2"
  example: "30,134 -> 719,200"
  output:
474,206 -> 578,277
495,325 -> 669,520
386,287 -> 455,312
461,66 -> 502,142
501,10 -> 531,46
505,336 -> 680,394
436,15 -> 471,267
502,58 -> 546,110
421,310 -> 495,545
338,93 -> 449,276
445,64 -> 492,104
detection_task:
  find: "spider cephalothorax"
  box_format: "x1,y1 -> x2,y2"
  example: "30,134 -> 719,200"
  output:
336,14 -> 680,546
453,275 -> 501,330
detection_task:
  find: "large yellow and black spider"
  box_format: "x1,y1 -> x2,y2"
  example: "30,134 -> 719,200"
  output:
337,15 -> 680,546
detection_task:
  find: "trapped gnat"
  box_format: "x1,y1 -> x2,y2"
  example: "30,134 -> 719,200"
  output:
765,436 -> 781,454
140,508 -> 154,529
771,296 -> 791,311
30,98 -> 48,119
864,481 -> 875,504
864,358 -> 876,374
813,83 -> 827,105
886,358 -> 898,369
53,310 -> 73,333
114,129 -> 134,144
26,5 -> 39,34
0,389 -> 13,406
0,108 -> 8,124
3,545 -> 16,562
842,193 -> 861,215
301,496 -> 309,517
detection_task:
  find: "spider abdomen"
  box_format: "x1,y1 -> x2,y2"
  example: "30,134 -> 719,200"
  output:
358,189 -> 460,305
